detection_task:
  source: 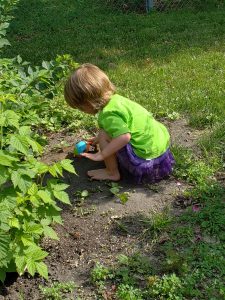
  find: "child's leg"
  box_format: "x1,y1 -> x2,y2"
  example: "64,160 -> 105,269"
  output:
87,130 -> 120,181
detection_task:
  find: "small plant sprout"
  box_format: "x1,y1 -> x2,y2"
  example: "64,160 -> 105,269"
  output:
74,189 -> 90,206
108,182 -> 130,204
74,189 -> 89,199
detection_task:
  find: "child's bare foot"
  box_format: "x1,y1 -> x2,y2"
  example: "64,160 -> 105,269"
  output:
87,168 -> 120,181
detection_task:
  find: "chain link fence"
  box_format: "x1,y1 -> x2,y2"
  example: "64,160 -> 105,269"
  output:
102,0 -> 225,13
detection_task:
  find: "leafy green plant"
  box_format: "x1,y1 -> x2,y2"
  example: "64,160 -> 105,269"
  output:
0,0 -> 78,282
91,262 -> 112,296
109,182 -> 130,204
0,89 -> 76,282
91,262 -> 110,283
74,189 -> 90,207
116,284 -> 143,300
147,273 -> 182,300
0,156 -> 76,281
39,281 -> 76,300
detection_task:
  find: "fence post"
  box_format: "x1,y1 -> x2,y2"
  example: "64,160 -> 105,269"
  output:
146,0 -> 154,12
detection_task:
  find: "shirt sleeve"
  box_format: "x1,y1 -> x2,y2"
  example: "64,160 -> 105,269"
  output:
98,111 -> 130,138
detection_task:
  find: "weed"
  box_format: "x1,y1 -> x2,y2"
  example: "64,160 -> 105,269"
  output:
74,189 -> 89,199
108,182 -> 130,204
91,262 -> 111,283
74,189 -> 90,206
146,273 -> 182,300
39,281 -> 76,300
117,253 -> 152,277
116,284 -> 143,300
140,209 -> 172,238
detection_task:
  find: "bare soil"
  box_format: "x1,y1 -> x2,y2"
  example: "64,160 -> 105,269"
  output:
0,119 -> 207,300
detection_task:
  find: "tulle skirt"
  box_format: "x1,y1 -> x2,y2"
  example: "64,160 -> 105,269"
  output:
117,144 -> 175,184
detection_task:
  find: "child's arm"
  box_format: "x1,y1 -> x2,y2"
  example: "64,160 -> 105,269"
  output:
81,133 -> 131,161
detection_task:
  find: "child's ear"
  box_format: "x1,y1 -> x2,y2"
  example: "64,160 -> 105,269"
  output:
103,91 -> 113,101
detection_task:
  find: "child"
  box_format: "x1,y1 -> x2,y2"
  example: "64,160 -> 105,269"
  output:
64,63 -> 175,184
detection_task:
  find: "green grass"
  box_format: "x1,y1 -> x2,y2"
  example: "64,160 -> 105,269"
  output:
90,184 -> 225,299
3,0 -> 225,128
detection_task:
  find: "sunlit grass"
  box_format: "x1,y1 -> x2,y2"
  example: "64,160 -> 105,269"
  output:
4,0 -> 225,129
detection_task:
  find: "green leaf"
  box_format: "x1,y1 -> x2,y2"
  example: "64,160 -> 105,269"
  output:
29,195 -> 40,206
0,230 -> 10,268
37,190 -> 53,204
60,159 -> 76,174
26,137 -> 43,154
0,166 -> 8,186
48,165 -> 58,177
28,183 -> 38,195
43,225 -> 59,240
33,161 -> 49,174
28,66 -> 33,75
18,126 -> 31,136
21,235 -> 35,246
41,60 -> 50,69
0,269 -> 6,283
11,170 -> 20,188
49,181 -> 69,191
0,151 -> 18,166
17,55 -> 22,64
40,218 -> 51,226
0,22 -> 10,31
81,190 -> 89,198
27,258 -> 36,276
52,215 -> 63,224
8,217 -> 20,229
25,245 -> 48,261
54,162 -> 63,176
24,223 -> 43,235
35,261 -> 48,279
53,190 -> 71,205
118,192 -> 130,205
10,135 -> 29,155
18,168 -> 36,178
15,256 -> 26,275
17,175 -> 32,194
0,38 -> 10,49
4,110 -> 20,128
110,187 -> 120,195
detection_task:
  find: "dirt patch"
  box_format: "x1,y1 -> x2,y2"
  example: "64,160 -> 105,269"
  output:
0,119 -> 206,300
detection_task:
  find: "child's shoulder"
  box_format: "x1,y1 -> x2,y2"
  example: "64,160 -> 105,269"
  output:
109,93 -> 134,106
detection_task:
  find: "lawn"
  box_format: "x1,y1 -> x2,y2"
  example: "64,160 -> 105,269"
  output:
4,0 -> 225,127
1,0 -> 225,299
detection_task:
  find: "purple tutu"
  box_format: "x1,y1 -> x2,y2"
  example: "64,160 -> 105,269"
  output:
117,144 -> 175,184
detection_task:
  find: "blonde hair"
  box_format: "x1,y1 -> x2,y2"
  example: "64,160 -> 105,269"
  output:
64,63 -> 115,113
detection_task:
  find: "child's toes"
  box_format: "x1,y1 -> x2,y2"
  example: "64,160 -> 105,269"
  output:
87,170 -> 95,177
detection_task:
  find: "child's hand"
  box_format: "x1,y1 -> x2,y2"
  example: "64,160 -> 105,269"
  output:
81,151 -> 103,161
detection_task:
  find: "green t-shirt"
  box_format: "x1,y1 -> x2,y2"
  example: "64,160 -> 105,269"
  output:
98,94 -> 170,159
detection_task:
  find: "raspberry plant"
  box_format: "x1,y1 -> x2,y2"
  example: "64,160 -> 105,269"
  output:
0,0 -> 77,282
